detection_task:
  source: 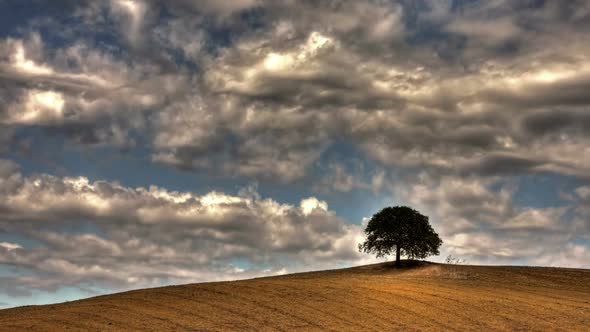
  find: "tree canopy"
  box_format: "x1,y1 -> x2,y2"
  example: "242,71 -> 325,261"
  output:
358,206 -> 442,266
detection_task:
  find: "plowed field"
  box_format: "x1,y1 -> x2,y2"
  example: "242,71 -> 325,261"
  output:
1,262 -> 589,331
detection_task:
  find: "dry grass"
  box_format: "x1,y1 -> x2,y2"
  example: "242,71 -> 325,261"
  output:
1,261 -> 589,331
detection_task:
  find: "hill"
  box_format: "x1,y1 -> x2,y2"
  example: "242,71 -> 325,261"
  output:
1,261 -> 589,331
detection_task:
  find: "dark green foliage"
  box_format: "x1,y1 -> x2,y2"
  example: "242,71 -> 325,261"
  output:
358,206 -> 442,265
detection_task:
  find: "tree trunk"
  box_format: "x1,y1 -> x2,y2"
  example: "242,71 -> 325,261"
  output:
395,245 -> 401,266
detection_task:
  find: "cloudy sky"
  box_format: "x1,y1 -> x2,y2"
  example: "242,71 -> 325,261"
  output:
1,0 -> 589,308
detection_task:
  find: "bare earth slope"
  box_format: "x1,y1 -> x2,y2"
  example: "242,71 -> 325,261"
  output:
1,262 -> 589,331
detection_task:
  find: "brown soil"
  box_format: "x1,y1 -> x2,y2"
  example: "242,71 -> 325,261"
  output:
1,261 -> 589,331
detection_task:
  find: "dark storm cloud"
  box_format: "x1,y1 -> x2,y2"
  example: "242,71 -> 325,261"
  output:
459,153 -> 543,177
157,0 -> 260,16
2,0 -> 590,181
522,109 -> 590,136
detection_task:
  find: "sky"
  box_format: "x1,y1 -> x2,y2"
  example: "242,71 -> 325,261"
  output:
0,0 -> 590,309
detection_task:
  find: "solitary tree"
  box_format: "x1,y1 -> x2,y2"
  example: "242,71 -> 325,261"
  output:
358,206 -> 442,266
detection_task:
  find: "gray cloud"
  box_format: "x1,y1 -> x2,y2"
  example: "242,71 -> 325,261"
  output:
0,29 -> 190,147
146,0 -> 261,16
0,159 -> 377,297
162,0 -> 590,180
458,153 -> 544,177
394,174 -> 588,267
2,1 -> 590,182
522,109 -> 590,136
569,185 -> 590,241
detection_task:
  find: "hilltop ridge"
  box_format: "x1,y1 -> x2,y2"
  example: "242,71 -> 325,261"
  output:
1,262 -> 589,331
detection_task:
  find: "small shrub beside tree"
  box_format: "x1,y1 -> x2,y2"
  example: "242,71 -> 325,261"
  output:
445,255 -> 466,265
